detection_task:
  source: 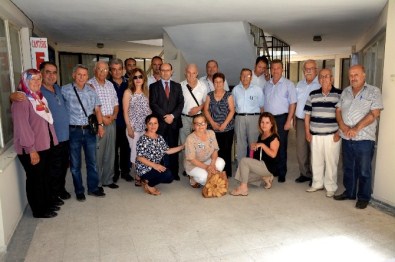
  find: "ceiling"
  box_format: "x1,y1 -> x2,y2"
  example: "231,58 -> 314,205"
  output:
11,0 -> 387,58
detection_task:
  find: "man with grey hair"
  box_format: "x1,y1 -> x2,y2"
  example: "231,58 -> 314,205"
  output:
294,59 -> 320,184
179,64 -> 208,177
61,64 -> 105,201
88,61 -> 119,190
109,58 -> 133,182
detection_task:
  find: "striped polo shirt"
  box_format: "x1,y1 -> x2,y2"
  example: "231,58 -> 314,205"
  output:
304,86 -> 342,135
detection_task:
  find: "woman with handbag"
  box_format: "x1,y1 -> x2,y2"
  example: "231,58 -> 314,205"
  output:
203,72 -> 235,178
136,114 -> 184,195
12,69 -> 59,218
123,68 -> 151,187
231,112 -> 279,196
184,114 -> 225,188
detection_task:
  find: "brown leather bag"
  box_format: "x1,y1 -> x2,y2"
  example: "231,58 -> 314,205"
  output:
202,170 -> 228,198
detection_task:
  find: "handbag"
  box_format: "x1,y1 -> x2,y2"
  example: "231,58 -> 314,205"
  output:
73,86 -> 99,134
202,170 -> 228,198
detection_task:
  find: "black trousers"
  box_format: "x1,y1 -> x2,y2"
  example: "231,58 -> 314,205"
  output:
159,125 -> 180,178
18,150 -> 52,217
48,140 -> 69,197
114,125 -> 131,178
215,129 -> 234,177
274,114 -> 289,179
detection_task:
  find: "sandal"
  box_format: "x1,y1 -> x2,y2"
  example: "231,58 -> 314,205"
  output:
263,175 -> 274,189
135,175 -> 142,187
230,187 -> 248,196
143,183 -> 160,196
189,176 -> 201,188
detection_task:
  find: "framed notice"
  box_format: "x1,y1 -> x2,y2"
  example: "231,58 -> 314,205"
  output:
30,37 -> 48,69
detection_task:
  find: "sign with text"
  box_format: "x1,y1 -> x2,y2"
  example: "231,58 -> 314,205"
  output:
30,37 -> 48,69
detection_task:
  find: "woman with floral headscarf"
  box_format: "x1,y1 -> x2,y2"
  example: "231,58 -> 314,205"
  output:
12,69 -> 59,218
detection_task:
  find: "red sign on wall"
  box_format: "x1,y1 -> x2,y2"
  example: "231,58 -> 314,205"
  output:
30,37 -> 48,69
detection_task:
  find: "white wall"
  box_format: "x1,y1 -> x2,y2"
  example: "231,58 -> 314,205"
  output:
373,1 -> 395,206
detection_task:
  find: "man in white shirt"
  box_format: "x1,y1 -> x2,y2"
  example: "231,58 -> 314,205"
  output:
147,56 -> 163,87
251,56 -> 270,90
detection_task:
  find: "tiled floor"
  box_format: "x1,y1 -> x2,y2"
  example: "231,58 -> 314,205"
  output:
4,130 -> 395,262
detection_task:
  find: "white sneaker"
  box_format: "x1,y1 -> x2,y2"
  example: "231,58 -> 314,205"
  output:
306,187 -> 324,192
326,191 -> 335,197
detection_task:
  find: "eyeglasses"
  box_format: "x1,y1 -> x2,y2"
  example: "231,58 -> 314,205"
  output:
133,75 -> 144,80
194,122 -> 207,126
98,69 -> 108,73
319,75 -> 332,79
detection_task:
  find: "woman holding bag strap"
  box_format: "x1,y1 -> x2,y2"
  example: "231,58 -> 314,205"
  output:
231,112 -> 279,196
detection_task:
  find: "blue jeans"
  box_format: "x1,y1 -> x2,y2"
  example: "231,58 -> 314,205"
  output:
69,127 -> 99,194
140,168 -> 174,187
342,139 -> 375,201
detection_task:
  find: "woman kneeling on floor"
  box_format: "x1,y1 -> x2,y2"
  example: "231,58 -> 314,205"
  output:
231,112 -> 279,196
135,114 -> 184,195
184,114 -> 225,188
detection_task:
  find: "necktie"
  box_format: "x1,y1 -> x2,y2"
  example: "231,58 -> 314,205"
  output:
165,81 -> 170,99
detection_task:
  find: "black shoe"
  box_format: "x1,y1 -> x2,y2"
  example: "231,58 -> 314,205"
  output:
88,190 -> 106,197
356,200 -> 369,209
52,197 -> 64,206
103,183 -> 119,189
113,174 -> 120,183
34,211 -> 57,218
121,174 -> 134,182
173,175 -> 181,181
182,171 -> 187,177
98,186 -> 104,193
334,192 -> 356,201
76,193 -> 86,202
295,175 -> 312,183
278,177 -> 286,183
59,190 -> 71,200
48,205 -> 60,212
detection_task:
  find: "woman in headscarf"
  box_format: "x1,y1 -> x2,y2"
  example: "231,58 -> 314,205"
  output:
12,69 -> 59,218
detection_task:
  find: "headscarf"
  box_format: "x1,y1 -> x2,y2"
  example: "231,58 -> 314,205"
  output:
18,69 -> 53,124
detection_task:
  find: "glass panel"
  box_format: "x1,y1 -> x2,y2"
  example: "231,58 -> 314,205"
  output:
59,53 -> 79,86
81,54 -> 97,78
0,19 -> 12,151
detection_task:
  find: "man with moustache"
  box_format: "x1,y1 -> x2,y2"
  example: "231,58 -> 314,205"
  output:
124,58 -> 137,79
294,60 -> 320,184
62,64 -> 105,201
149,63 -> 184,180
147,56 -> 163,87
334,65 -> 383,209
263,59 -> 297,183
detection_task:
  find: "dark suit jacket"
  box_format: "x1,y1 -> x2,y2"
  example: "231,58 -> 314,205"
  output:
149,80 -> 184,133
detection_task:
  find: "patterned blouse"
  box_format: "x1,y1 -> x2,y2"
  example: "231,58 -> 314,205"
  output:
128,93 -> 151,132
136,134 -> 169,175
207,91 -> 234,132
184,130 -> 219,173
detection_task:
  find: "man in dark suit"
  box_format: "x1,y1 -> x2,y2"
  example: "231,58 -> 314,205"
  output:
149,63 -> 184,180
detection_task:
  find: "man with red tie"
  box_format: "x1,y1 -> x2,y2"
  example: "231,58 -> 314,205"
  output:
149,63 -> 184,180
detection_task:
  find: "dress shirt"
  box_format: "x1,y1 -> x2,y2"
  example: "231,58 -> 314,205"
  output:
199,76 -> 229,92
148,76 -> 159,88
251,71 -> 267,91
232,83 -> 264,113
88,77 -> 118,116
295,76 -> 320,119
41,84 -> 69,142
180,79 -> 207,115
263,76 -> 297,115
336,83 -> 383,141
62,83 -> 101,125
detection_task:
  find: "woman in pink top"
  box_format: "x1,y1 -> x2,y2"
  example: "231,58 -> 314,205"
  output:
12,69 -> 59,218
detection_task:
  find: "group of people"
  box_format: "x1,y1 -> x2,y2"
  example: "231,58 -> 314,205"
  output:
11,55 -> 383,219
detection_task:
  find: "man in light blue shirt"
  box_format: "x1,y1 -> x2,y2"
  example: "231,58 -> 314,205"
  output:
294,60 -> 320,184
232,68 -> 264,164
263,59 -> 297,182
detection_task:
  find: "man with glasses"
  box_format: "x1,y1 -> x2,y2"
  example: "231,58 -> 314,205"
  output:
232,68 -> 264,165
88,61 -> 119,190
149,63 -> 184,180
294,60 -> 320,185
109,58 -> 133,182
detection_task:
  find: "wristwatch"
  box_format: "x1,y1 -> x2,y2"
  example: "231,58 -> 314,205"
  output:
98,123 -> 104,127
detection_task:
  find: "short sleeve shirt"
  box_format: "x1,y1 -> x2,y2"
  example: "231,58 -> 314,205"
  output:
136,134 -> 169,175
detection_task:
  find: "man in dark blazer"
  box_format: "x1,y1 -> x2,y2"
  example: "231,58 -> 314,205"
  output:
149,63 -> 184,180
